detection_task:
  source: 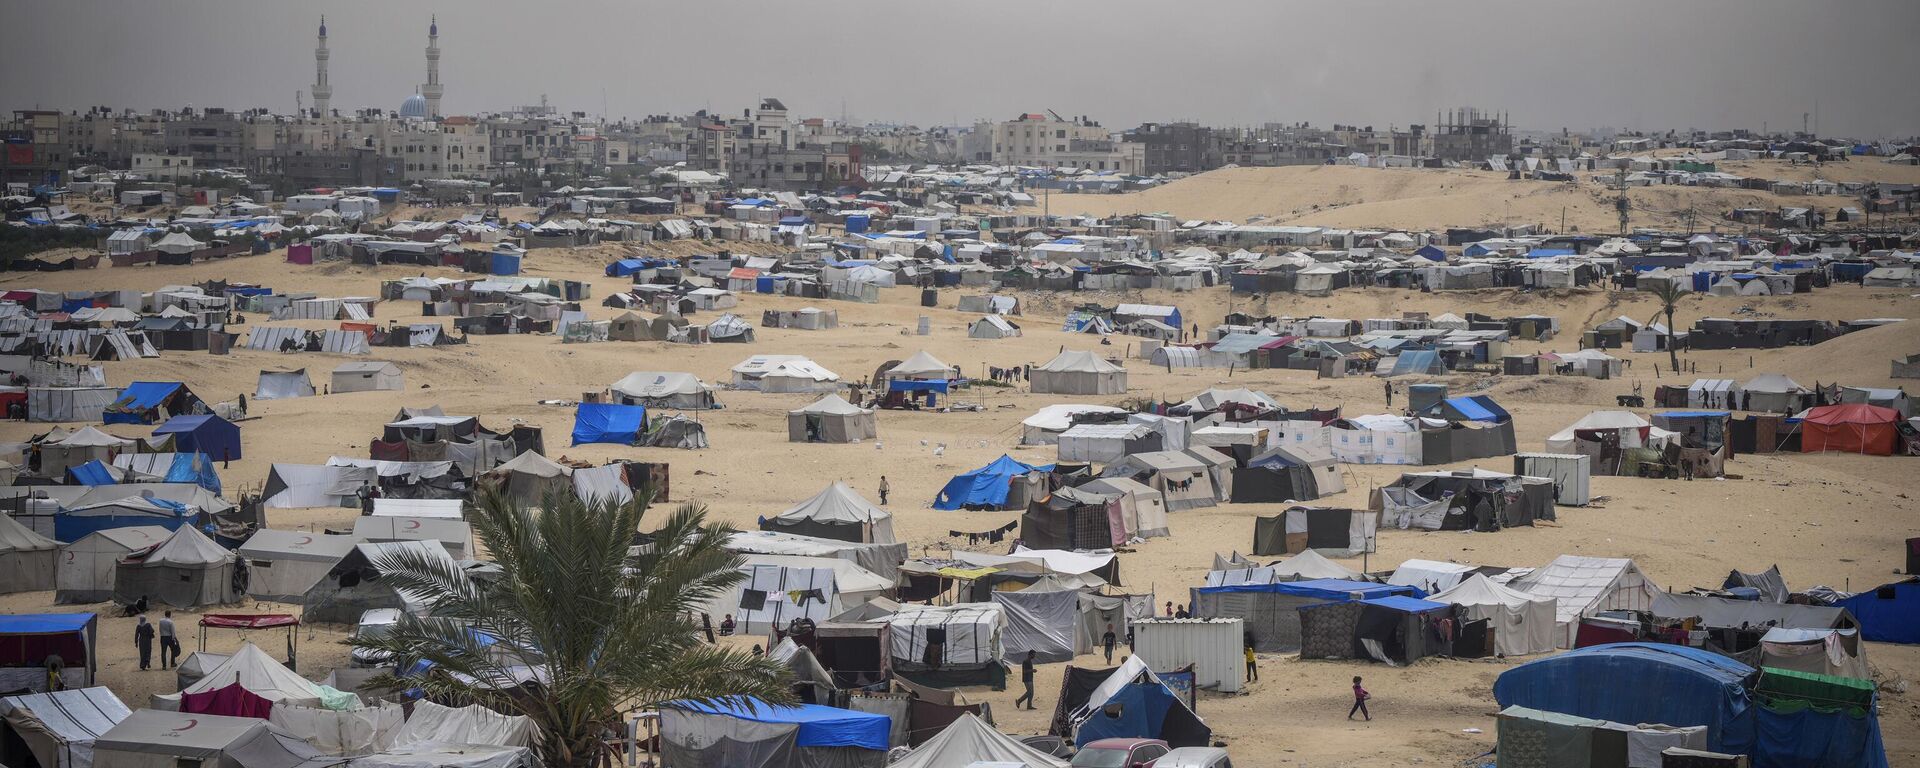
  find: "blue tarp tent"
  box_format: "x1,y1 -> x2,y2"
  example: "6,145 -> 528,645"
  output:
101,382 -> 194,425
150,416 -> 238,461
68,460 -> 116,485
139,452 -> 223,495
1525,248 -> 1573,259
843,214 -> 869,234
1074,681 -> 1211,747
55,498 -> 192,542
0,613 -> 97,685
671,698 -> 890,750
571,403 -> 646,446
152,415 -> 242,461
1414,244 -> 1446,261
933,455 -> 1050,511
607,259 -> 646,277
490,252 -> 521,276
1439,395 -> 1510,423
1835,578 -> 1919,644
1496,643 -> 1755,754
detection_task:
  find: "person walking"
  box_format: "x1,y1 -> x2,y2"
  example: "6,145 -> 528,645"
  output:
1102,624 -> 1118,664
158,611 -> 180,670
1015,651 -> 1038,710
878,476 -> 890,506
134,616 -> 155,671
1348,676 -> 1371,721
1244,642 -> 1258,683
1384,381 -> 1393,408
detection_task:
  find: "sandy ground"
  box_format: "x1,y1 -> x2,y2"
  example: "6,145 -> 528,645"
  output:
1038,160 -> 1920,233
3,230 -> 1918,766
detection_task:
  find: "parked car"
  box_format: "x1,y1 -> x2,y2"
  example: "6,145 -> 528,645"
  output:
348,608 -> 402,667
1071,738 -> 1172,768
1154,747 -> 1232,768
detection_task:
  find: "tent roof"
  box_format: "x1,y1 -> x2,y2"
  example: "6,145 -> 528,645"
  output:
177,641 -> 327,702
610,371 -> 709,398
51,426 -> 137,447
1178,387 -> 1278,411
1431,573 -> 1554,609
97,709 -> 264,754
494,450 -> 572,478
1742,373 -> 1807,394
1022,404 -> 1126,431
790,393 -> 871,416
1510,555 -> 1655,626
888,350 -> 953,377
0,510 -> 58,551
1803,403 -> 1898,425
139,525 -> 235,567
1270,549 -> 1363,580
0,687 -> 130,749
741,554 -> 893,596
889,713 -> 1067,768
1036,349 -> 1124,373
236,529 -> 359,562
774,481 -> 891,526
670,697 -> 890,750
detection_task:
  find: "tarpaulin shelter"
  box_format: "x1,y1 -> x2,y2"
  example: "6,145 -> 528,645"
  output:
934,455 -> 1050,511
1837,387 -> 1911,419
991,579 -> 1091,662
301,539 -> 456,624
726,530 -> 906,586
1250,506 -> 1375,558
253,370 -> 314,401
235,530 -> 359,602
885,713 -> 1065,768
570,402 -> 646,445
1063,657 -> 1210,748
91,709 -> 341,768
56,526 -> 169,604
1296,594 -> 1452,664
1075,477 -> 1169,541
111,453 -> 222,494
1191,579 -> 1419,653
388,700 -> 535,748
1232,444 -> 1343,503
788,394 -> 877,443
663,697 -> 890,768
0,686 -> 131,768
1019,404 -> 1128,445
1056,423 -> 1160,464
266,702 -> 404,757
0,614 -> 96,690
1030,350 -> 1127,395
1430,574 -> 1558,657
39,428 -> 136,479
150,641 -> 349,713
1835,578 -> 1919,644
763,481 -> 896,544
1508,555 -> 1661,648
1100,451 -> 1215,511
1020,486 -> 1128,552
151,415 -> 242,462
0,512 -> 58,594
1495,705 -> 1707,768
1373,468 -> 1556,532
876,603 -> 1006,689
100,382 -> 203,426
112,525 -> 238,609
1799,404 -> 1901,456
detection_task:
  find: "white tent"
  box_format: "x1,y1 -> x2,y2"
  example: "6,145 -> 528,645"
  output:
0,687 -> 131,768
968,315 -> 1021,339
57,526 -> 170,604
1509,555 -> 1661,648
151,642 -> 331,711
1056,423 -> 1157,464
1178,387 -> 1278,412
1543,410 -> 1674,454
1386,559 -> 1479,594
1020,404 -> 1127,445
331,362 -> 403,393
150,232 -> 206,255
787,394 -> 877,443
610,372 -> 715,409
887,713 -> 1066,768
1071,477 -> 1170,541
253,369 -> 315,400
369,498 -> 463,519
1030,350 -> 1127,395
1742,373 -> 1813,413
94,709 -> 335,768
1431,574 -> 1565,657
1686,379 -> 1741,409
113,525 -> 238,608
265,703 -> 403,757
0,512 -> 58,594
877,603 -> 1004,669
388,700 -> 534,748
351,517 -> 473,560
886,351 -> 953,380
763,481 -> 895,544
730,355 -> 840,393
236,530 -> 359,602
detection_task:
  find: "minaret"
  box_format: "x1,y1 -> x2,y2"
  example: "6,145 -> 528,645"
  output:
420,16 -> 443,119
311,16 -> 332,118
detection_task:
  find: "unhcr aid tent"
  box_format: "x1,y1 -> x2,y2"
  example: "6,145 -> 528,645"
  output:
610,372 -> 716,410
1509,555 -> 1660,648
788,394 -> 877,443
1030,350 -> 1127,395
570,403 -> 646,446
0,512 -> 58,594
235,530 -> 358,602
252,370 -> 314,401
113,525 -> 238,609
887,713 -> 1066,768
763,481 -> 896,544
934,455 -> 1051,511
0,687 -> 131,768
968,315 -> 1022,339
92,709 -> 339,768
1019,404 -> 1128,445
57,526 -> 170,604
1431,574 -> 1557,656
491,451 -> 573,507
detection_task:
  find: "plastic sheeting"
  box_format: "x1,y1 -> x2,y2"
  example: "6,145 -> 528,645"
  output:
1493,643 -> 1753,755
389,701 -> 534,748
887,713 -> 1065,768
992,587 -> 1085,662
0,687 -> 130,768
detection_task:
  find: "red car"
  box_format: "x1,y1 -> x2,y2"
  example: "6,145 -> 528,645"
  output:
1071,738 -> 1173,768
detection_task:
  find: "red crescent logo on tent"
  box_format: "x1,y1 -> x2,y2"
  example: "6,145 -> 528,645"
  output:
405,521 -> 421,530
295,536 -> 313,545
66,552 -> 75,562
174,719 -> 199,732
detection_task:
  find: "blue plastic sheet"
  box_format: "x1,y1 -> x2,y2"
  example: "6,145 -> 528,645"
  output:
673,697 -> 890,750
571,403 -> 645,446
933,455 -> 1049,510
1836,579 -> 1919,644
1494,643 -> 1754,754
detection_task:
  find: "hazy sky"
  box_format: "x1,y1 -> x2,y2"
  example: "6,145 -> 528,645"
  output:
4,0 -> 1913,138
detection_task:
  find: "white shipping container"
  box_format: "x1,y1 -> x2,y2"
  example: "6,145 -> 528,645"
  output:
1131,617 -> 1243,694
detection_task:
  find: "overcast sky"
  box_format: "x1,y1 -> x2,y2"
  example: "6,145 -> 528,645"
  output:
3,0 -> 1913,139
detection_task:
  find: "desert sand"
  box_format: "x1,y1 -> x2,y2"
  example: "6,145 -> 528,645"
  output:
3,178 -> 1917,766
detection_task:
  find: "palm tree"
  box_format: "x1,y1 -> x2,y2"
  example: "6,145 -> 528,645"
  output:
358,488 -> 794,768
1647,281 -> 1687,374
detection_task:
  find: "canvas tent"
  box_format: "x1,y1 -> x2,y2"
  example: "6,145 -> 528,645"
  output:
1430,573 -> 1558,656
1509,555 -> 1661,648
886,713 -> 1065,768
349,517 -> 472,559
968,315 -> 1022,339
331,362 -> 403,393
731,355 -> 841,393
1250,506 -> 1375,558
1030,350 -> 1127,395
253,370 -> 314,400
661,698 -> 889,768
1101,451 -> 1216,511
787,394 -> 877,443
1056,422 -> 1160,463
112,525 -> 239,608
1742,373 -> 1814,414
0,512 -> 58,594
1232,444 -> 1344,503
610,372 -> 716,410
1019,404 -> 1128,445
302,540 -> 456,624
1800,403 -> 1901,455
762,481 -> 896,544
877,603 -> 1006,689
56,526 -> 170,604
235,530 -> 359,602
885,351 -> 954,381
490,451 -> 573,508
93,709 -> 340,768
150,642 -> 336,712
0,687 -> 131,768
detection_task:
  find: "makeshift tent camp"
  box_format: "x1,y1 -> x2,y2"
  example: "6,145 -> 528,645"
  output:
1250,507 -> 1375,558
150,642 -> 339,712
1509,555 -> 1661,648
112,525 -> 239,608
1374,468 -> 1557,532
1030,350 -> 1127,395
762,481 -> 896,544
151,415 -> 241,461
1430,574 -> 1558,657
331,362 -> 403,393
92,709 -> 340,768
1232,444 -> 1344,503
787,394 -> 877,443
100,382 -> 203,426
1191,579 -> 1420,653
662,698 -> 890,768
235,530 -> 358,602
0,513 -> 58,594
934,455 -> 1050,511
886,713 -> 1065,768
56,526 -> 170,604
610,372 -> 716,410
1019,404 -> 1128,445
1056,423 -> 1160,463
1800,403 -> 1901,455
1544,410 -> 1678,475
252,370 -> 314,400
1296,594 -> 1453,664
0,687 -> 131,768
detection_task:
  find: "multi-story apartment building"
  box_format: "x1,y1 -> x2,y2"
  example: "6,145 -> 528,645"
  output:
130,153 -> 196,181
1123,122 -> 1215,174
990,113 -> 1110,167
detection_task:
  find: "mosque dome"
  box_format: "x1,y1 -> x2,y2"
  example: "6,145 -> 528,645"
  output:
400,93 -> 428,118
